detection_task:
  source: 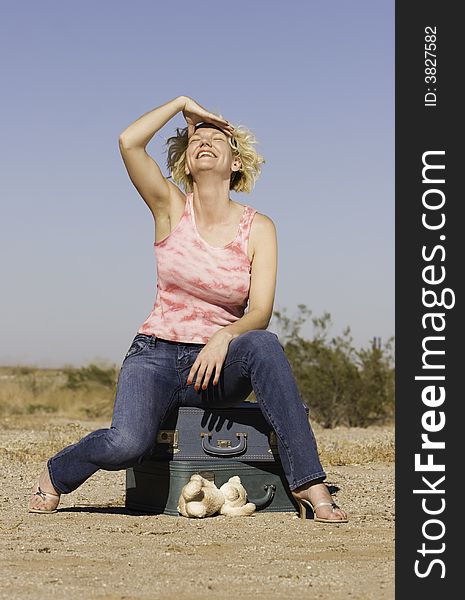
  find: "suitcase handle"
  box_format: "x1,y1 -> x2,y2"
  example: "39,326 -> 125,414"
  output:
200,432 -> 247,456
248,484 -> 276,510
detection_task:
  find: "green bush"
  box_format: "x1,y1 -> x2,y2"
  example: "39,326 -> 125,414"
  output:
273,305 -> 394,428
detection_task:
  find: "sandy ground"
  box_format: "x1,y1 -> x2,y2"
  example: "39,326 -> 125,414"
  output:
0,416 -> 394,600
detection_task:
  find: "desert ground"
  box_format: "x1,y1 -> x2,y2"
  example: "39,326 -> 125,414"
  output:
0,413 -> 394,600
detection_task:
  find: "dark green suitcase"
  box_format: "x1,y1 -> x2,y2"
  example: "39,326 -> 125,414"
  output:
125,459 -> 299,515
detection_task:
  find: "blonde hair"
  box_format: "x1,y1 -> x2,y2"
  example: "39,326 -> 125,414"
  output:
164,119 -> 265,194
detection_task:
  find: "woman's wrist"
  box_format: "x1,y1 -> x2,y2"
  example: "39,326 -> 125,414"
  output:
120,97 -> 186,149
218,329 -> 236,342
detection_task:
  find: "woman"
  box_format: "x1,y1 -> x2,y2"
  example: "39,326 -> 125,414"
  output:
29,96 -> 347,523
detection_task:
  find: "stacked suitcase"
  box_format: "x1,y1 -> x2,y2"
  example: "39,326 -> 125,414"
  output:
125,401 -> 301,515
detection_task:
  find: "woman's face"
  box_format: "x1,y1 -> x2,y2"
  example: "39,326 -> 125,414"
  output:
185,125 -> 240,179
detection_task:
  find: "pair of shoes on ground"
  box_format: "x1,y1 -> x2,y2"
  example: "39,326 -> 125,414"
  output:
27,470 -> 347,521
28,489 -> 347,520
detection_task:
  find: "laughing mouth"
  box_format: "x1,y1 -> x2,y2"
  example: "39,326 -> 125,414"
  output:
197,151 -> 216,159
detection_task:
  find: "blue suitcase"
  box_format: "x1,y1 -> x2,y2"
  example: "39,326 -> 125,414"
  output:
125,402 -> 306,515
151,402 -> 283,461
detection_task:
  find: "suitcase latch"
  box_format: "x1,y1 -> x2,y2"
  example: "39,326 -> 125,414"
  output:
156,429 -> 179,452
217,439 -> 231,448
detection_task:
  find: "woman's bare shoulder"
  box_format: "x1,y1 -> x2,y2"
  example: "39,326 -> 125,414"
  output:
248,211 -> 277,262
250,211 -> 276,231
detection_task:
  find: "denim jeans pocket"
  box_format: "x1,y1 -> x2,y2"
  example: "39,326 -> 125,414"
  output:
123,334 -> 152,361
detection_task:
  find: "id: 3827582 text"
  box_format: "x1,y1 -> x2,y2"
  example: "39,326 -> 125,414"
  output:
424,26 -> 437,107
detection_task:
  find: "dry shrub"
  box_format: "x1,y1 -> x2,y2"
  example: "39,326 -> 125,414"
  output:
274,306 -> 395,428
0,365 -> 117,419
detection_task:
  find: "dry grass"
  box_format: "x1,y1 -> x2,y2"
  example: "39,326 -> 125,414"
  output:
0,365 -> 116,419
0,415 -> 394,467
0,419 -> 91,464
0,365 -> 394,466
314,423 -> 394,464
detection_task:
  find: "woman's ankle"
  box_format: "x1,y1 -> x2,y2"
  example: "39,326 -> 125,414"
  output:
38,466 -> 60,496
292,478 -> 326,496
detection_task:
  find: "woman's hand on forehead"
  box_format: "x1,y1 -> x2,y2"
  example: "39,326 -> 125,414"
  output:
182,97 -> 234,139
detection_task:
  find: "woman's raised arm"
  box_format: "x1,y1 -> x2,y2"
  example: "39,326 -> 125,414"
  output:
118,96 -> 187,217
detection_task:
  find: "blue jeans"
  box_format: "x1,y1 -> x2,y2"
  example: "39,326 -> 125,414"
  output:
48,330 -> 326,494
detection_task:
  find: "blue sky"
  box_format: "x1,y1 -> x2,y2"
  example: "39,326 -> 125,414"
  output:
0,1 -> 394,367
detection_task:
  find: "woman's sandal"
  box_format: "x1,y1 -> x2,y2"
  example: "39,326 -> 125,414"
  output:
294,497 -> 348,523
28,485 -> 61,514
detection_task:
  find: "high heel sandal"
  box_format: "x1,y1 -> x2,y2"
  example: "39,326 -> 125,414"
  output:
28,485 -> 61,514
294,497 -> 348,523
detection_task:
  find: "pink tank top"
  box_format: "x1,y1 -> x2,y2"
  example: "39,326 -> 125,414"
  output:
137,192 -> 257,344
